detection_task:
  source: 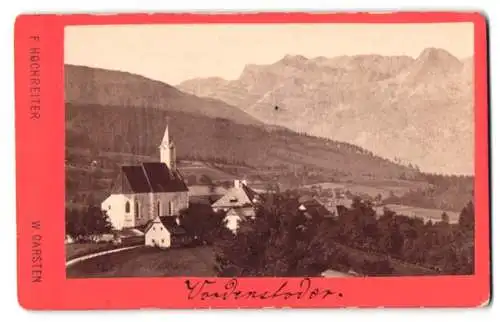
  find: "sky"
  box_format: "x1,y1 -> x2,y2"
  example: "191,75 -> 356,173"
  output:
65,23 -> 474,85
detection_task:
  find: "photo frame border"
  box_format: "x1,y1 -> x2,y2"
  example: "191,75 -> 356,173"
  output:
15,11 -> 490,309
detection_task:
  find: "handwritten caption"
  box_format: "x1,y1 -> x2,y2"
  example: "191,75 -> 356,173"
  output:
185,278 -> 343,301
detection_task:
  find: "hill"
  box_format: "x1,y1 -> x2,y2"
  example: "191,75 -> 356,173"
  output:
66,103 -> 417,182
65,64 -> 262,126
178,48 -> 474,175
64,64 -> 472,212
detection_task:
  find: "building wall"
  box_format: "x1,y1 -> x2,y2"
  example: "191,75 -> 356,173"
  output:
145,222 -> 171,248
132,191 -> 189,227
225,215 -> 241,234
223,207 -> 255,233
101,194 -> 135,230
102,191 -> 188,230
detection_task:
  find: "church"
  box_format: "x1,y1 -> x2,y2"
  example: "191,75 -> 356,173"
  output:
101,124 -> 189,230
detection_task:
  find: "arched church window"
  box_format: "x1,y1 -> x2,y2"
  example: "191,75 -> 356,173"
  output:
135,201 -> 140,219
168,201 -> 173,215
157,201 -> 161,217
125,201 -> 130,213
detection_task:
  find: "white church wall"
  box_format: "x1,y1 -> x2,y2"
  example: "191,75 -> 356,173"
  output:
133,193 -> 155,227
133,191 -> 189,227
101,194 -> 134,230
153,191 -> 189,217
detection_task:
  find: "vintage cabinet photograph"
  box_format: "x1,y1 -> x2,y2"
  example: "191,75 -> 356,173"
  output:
63,22 -> 475,279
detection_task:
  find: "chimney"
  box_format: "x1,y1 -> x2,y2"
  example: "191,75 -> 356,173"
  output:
175,216 -> 180,226
234,179 -> 241,188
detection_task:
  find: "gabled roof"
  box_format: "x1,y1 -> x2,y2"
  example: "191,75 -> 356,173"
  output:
211,184 -> 259,208
241,184 -> 258,203
141,162 -> 188,192
122,166 -> 151,193
144,216 -> 187,236
111,162 -> 188,194
298,196 -> 333,218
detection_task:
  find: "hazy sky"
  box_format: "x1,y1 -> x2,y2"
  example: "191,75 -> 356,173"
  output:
65,23 -> 474,85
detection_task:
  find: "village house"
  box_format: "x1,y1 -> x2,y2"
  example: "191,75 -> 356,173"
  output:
144,216 -> 192,248
211,179 -> 260,233
298,195 -> 334,219
101,124 -> 189,230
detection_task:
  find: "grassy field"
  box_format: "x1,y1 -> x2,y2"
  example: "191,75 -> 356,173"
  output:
333,242 -> 438,276
66,243 -> 119,261
66,246 -> 217,278
308,180 -> 431,199
187,184 -> 228,196
67,242 -> 437,279
375,204 -> 460,223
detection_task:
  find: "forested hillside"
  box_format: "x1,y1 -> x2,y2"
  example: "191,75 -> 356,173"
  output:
65,64 -> 262,126
66,103 -> 417,180
64,64 -> 474,213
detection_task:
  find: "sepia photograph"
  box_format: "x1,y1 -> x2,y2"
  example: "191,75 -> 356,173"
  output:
64,23 -> 475,279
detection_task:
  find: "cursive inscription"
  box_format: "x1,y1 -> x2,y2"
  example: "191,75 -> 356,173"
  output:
185,278 -> 342,300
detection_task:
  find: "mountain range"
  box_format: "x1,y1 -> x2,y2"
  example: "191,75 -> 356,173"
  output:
178,48 -> 474,175
64,64 -> 419,183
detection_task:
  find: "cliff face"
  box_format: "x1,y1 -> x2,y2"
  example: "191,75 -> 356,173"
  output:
179,49 -> 474,175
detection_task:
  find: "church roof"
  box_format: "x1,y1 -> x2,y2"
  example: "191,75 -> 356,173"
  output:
121,166 -> 151,193
112,162 -> 188,194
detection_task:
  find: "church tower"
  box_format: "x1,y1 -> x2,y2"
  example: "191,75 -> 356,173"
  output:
159,124 -> 176,170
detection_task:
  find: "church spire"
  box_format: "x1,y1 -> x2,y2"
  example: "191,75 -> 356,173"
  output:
159,123 -> 176,170
161,124 -> 170,147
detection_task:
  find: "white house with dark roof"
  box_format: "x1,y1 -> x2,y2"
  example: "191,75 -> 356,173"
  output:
211,179 -> 260,233
144,215 -> 192,248
101,124 -> 189,230
298,196 -> 335,219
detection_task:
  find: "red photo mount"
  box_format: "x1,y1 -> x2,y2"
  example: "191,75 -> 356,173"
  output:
15,12 -> 490,309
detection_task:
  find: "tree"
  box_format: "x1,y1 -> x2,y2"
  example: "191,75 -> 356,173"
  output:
186,175 -> 197,185
65,208 -> 81,239
65,205 -> 112,241
441,212 -> 450,224
458,201 -> 474,232
179,203 -> 226,244
214,193 -> 328,277
199,174 -> 213,185
84,205 -> 113,236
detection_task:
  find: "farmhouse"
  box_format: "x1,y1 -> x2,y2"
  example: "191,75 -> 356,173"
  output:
101,124 -> 189,230
211,180 -> 260,233
144,216 -> 192,248
298,196 -> 334,219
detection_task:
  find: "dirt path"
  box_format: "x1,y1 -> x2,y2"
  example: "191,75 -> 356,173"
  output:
65,245 -> 142,267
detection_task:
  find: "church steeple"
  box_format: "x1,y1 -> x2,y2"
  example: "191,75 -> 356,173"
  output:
159,124 -> 176,170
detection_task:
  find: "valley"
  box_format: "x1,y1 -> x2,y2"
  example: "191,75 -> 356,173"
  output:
64,62 -> 473,227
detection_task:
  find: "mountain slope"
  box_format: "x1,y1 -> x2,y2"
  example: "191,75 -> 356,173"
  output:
66,103 -> 418,182
65,64 -> 262,126
65,64 -> 422,181
178,48 -> 474,175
